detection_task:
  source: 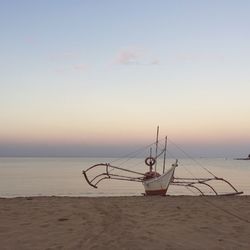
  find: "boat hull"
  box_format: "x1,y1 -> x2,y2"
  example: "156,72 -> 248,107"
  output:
142,165 -> 176,195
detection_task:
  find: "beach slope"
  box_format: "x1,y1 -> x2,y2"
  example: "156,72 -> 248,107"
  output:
0,196 -> 250,250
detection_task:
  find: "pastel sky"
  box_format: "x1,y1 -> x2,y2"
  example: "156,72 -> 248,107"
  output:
1,0 -> 250,157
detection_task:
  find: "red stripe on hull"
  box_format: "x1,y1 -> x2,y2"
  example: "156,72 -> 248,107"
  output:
145,189 -> 167,196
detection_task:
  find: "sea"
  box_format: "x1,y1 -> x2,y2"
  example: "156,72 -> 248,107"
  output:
0,157 -> 249,197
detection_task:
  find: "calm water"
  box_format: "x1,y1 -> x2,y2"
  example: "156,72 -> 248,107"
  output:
0,157 -> 249,197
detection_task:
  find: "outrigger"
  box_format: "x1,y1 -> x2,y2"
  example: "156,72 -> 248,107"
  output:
82,127 -> 243,196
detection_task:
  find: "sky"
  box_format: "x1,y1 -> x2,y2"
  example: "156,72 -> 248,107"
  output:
0,0 -> 250,157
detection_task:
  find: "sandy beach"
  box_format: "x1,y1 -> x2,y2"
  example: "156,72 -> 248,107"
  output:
0,196 -> 250,250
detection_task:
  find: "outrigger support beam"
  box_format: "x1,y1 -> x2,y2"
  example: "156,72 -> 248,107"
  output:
172,176 -> 243,196
198,181 -> 218,195
215,177 -> 241,194
82,163 -> 144,188
82,171 -> 98,188
188,184 -> 205,195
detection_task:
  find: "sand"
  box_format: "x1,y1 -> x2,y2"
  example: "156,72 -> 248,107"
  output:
0,196 -> 250,250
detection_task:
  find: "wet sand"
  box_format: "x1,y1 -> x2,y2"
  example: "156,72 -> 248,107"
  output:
0,196 -> 250,250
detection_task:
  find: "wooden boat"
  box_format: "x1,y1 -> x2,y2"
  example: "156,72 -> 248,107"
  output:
82,127 -> 243,196
143,163 -> 177,195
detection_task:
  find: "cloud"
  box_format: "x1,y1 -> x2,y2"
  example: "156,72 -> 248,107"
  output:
49,51 -> 88,73
73,64 -> 88,71
54,68 -> 67,74
151,58 -> 160,65
113,47 -> 160,66
54,64 -> 88,74
114,48 -> 143,65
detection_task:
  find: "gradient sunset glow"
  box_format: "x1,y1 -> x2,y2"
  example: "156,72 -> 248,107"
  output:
1,1 -> 250,157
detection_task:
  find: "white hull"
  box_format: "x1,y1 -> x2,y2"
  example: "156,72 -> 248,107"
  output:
142,165 -> 176,195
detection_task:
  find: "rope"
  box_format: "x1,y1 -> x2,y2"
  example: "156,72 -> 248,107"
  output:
109,141 -> 155,165
167,138 -> 217,178
107,141 -> 156,173
186,186 -> 197,195
163,146 -> 197,179
164,137 -> 249,223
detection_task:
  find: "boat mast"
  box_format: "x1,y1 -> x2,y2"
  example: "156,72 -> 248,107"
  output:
155,126 -> 159,173
149,147 -> 153,171
163,136 -> 167,174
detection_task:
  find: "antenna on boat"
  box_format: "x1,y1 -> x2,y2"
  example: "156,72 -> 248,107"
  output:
155,126 -> 159,173
163,136 -> 167,173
